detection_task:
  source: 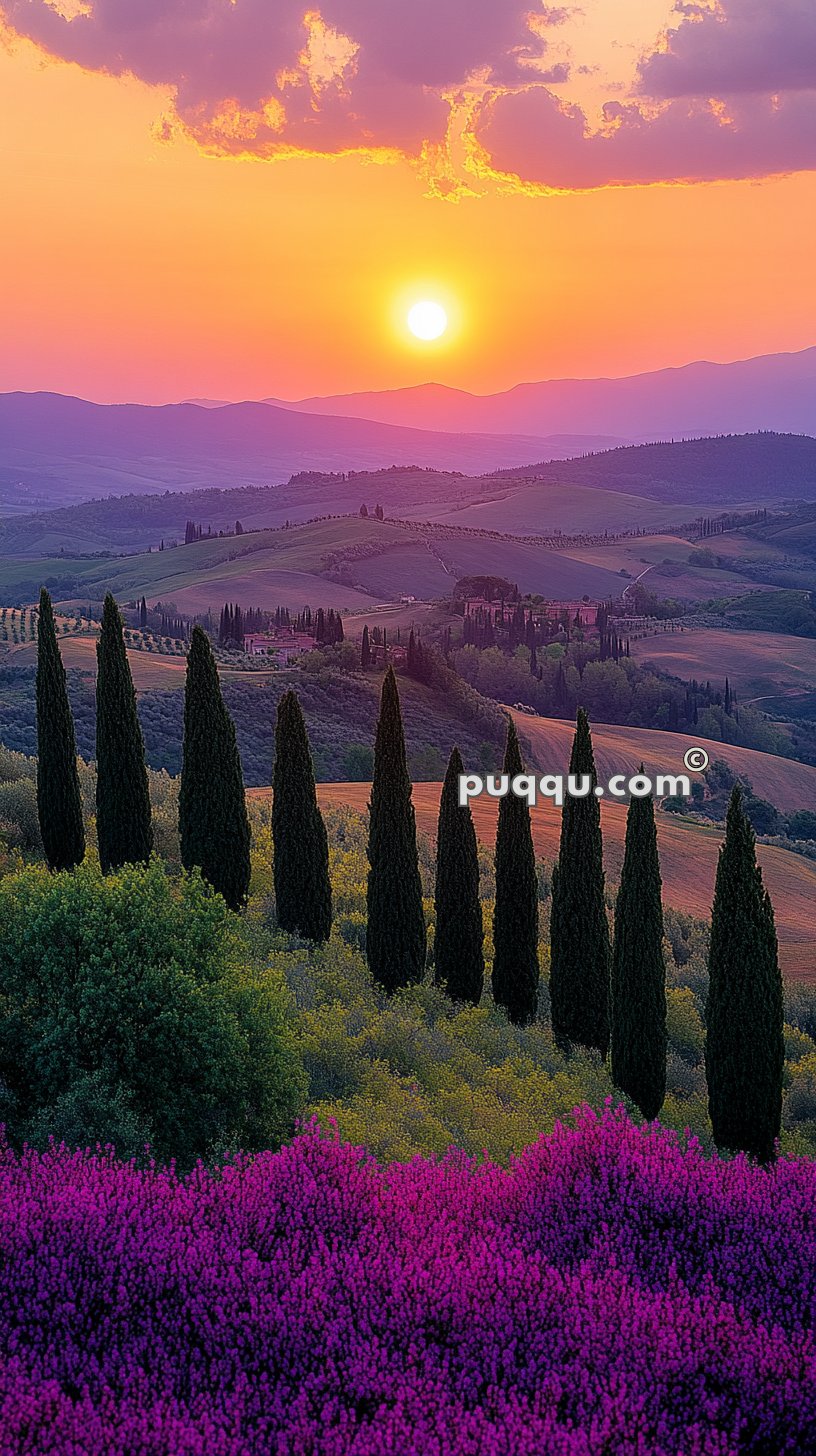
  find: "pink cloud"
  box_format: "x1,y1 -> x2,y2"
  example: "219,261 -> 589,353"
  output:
477,85 -> 816,188
639,0 -> 816,99
1,0 -> 814,187
0,0 -> 562,156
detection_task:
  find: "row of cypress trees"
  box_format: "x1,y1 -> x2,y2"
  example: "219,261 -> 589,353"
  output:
546,706 -> 782,1163
360,674 -> 783,1162
36,591 -> 252,908
35,591 -> 783,1159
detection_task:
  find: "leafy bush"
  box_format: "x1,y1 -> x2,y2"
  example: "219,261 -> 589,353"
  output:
0,861 -> 304,1165
0,778 -> 42,852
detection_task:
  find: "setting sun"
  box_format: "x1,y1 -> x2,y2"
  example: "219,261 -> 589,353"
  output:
407,301 -> 448,341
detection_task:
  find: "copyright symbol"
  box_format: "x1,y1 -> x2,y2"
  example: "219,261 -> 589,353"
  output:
683,746 -> 709,772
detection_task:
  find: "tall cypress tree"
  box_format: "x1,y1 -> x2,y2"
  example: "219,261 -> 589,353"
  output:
549,708 -> 610,1057
179,626 -> 251,911
706,785 -> 784,1162
96,593 -> 152,873
36,587 -> 85,871
272,690 -> 332,941
435,746 -> 484,1004
492,718 -> 539,1025
610,781 -> 666,1118
367,667 -> 426,991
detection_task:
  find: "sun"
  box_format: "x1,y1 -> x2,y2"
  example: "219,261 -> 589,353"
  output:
407,300 -> 448,341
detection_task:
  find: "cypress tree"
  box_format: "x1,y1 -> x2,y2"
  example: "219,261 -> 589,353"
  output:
35,587 -> 85,871
361,624 -> 371,669
549,708 -> 610,1056
272,690 -> 332,941
705,785 -> 784,1162
610,781 -> 666,1118
179,626 -> 251,911
96,593 -> 152,873
492,718 -> 539,1025
367,667 -> 426,991
434,746 -> 484,1005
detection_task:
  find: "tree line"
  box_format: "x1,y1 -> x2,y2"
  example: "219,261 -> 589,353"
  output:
35,588 -> 783,1163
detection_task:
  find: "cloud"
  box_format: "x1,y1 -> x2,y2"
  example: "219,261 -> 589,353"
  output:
1,0 -> 815,189
474,0 -> 816,190
639,0 -> 816,98
476,85 -> 816,190
0,0 -> 564,158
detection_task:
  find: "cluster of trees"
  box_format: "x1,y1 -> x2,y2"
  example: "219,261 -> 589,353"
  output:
461,600 -> 631,668
695,509 -> 768,538
184,519 -> 244,544
359,503 -> 385,520
313,608 -> 344,646
218,603 -> 270,648
453,637 -> 791,757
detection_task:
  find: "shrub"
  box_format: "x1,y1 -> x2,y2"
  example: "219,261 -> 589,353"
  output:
0,861 -> 304,1165
0,777 -> 42,852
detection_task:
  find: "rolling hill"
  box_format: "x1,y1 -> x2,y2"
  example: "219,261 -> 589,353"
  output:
507,710 -> 816,815
630,629 -> 816,708
502,433 -> 816,504
0,392 -> 598,513
263,346 -> 816,439
0,516 -> 634,613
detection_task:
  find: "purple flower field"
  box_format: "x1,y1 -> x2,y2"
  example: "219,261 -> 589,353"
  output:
1,1106 -> 815,1455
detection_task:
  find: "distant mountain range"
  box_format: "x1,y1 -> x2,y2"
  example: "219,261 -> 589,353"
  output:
255,346 -> 816,439
0,392 -> 620,512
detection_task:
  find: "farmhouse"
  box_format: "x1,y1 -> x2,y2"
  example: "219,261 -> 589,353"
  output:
538,601 -> 598,627
244,631 -> 316,663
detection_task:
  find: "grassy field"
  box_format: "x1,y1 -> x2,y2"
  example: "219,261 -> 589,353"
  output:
559,532 -> 783,602
162,569 -> 375,616
423,531 -> 626,600
426,482 -> 703,536
630,628 -> 816,705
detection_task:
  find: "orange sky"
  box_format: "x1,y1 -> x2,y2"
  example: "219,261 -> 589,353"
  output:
1,18 -> 815,404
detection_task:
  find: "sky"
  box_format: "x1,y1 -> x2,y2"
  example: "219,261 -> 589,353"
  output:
0,0 -> 814,404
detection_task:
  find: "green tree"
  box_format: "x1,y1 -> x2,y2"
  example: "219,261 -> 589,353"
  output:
492,718 -> 539,1025
95,593 -> 152,873
367,667 -> 426,991
434,746 -> 484,1004
550,708 -> 611,1057
35,587 -> 85,871
610,783 -> 666,1118
361,624 -> 372,669
179,626 -> 251,912
272,690 -> 332,941
705,785 -> 784,1162
0,861 -> 304,1167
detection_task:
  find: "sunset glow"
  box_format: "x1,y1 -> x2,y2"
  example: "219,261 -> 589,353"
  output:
0,3 -> 813,402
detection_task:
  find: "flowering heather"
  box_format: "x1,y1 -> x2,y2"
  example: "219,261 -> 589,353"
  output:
1,1107 -> 815,1455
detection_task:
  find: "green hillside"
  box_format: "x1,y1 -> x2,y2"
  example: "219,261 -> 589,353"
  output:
503,432 -> 816,503
0,515 -> 629,612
